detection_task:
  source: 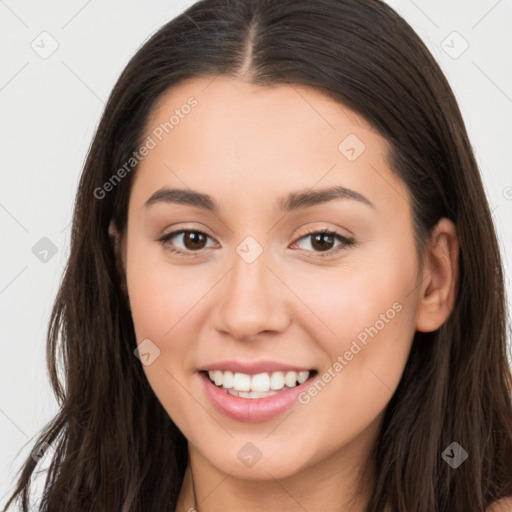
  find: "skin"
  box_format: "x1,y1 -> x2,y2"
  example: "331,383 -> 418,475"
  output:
110,75 -> 460,512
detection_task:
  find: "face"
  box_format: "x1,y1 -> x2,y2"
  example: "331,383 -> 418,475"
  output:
119,75 -> 424,482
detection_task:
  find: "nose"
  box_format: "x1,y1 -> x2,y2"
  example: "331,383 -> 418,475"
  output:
211,245 -> 291,342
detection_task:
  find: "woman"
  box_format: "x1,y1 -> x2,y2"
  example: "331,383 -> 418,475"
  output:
5,0 -> 512,511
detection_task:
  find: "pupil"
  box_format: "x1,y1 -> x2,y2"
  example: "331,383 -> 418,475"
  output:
186,232 -> 206,250
312,233 -> 333,251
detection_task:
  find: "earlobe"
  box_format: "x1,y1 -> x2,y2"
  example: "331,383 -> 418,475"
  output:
108,219 -> 130,307
108,219 -> 120,254
108,219 -> 124,270
415,218 -> 459,333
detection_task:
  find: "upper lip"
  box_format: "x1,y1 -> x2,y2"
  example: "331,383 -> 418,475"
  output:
198,360 -> 315,375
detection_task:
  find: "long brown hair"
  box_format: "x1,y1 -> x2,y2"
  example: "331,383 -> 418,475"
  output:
4,1 -> 512,510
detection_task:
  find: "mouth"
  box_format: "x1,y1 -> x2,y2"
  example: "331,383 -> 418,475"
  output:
199,368 -> 318,422
201,369 -> 318,399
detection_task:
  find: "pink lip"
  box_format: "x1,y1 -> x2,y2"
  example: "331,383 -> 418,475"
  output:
198,360 -> 314,375
199,371 -> 317,423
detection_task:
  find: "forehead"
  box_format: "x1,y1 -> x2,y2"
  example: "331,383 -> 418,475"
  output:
130,75 -> 410,218
146,75 -> 375,149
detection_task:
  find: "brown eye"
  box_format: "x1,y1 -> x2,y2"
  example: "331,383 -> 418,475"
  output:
310,232 -> 336,252
158,229 -> 215,256
181,231 -> 207,250
292,229 -> 355,257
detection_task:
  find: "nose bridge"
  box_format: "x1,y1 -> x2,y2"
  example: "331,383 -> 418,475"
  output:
212,234 -> 290,340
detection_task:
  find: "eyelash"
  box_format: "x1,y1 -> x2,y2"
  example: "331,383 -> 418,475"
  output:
157,227 -> 355,259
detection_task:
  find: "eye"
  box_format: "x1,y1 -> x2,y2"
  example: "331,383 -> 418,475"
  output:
158,227 -> 355,258
158,229 -> 217,257
291,228 -> 355,257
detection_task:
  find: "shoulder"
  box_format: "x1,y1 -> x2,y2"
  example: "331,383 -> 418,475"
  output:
486,497 -> 512,512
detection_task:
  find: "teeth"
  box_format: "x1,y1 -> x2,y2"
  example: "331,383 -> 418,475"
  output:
207,369 -> 311,393
233,372 -> 251,391
227,388 -> 279,398
251,372 -> 270,392
222,371 -> 234,389
297,371 -> 309,384
270,371 -> 285,390
213,370 -> 223,386
285,371 -> 297,387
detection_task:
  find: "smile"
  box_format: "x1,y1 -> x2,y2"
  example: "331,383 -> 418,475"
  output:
205,369 -> 313,398
199,368 -> 318,422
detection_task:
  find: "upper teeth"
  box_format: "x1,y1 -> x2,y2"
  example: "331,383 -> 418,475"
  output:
207,370 -> 310,392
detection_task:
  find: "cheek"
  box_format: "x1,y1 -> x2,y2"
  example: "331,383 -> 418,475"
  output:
126,244 -> 220,416
125,247 -> 210,433
126,236 -> 212,343
288,239 -> 418,410
287,239 -> 418,355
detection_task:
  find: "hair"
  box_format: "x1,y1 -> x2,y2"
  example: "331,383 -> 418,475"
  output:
4,0 -> 512,511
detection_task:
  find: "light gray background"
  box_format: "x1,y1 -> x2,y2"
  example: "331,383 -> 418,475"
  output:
1,0 -> 511,507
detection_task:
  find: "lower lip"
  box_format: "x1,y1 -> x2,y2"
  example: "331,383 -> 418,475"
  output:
200,371 -> 316,422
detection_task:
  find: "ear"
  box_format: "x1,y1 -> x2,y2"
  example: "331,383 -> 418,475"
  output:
415,217 -> 459,332
108,219 -> 130,308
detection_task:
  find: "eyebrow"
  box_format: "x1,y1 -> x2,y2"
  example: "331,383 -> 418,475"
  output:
144,185 -> 374,212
